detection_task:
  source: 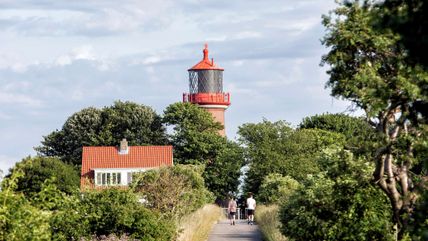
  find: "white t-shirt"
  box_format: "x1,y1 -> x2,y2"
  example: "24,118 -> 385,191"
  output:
246,197 -> 256,210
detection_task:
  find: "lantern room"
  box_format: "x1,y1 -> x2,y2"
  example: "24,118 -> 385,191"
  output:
183,44 -> 231,106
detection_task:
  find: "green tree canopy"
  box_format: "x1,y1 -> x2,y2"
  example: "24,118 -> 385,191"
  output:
3,156 -> 80,198
238,120 -> 294,194
300,113 -> 380,156
280,147 -> 393,241
163,102 -> 245,200
258,174 -> 300,204
203,141 -> 245,199
163,102 -> 225,165
376,0 -> 428,68
36,101 -> 167,166
238,119 -> 344,195
321,1 -> 428,237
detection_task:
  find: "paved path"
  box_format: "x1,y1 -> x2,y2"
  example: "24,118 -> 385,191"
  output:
207,219 -> 262,241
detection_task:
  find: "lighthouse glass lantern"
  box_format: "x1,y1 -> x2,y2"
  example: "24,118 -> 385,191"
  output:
183,44 -> 230,136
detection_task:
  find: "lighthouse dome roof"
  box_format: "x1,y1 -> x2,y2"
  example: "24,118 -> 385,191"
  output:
188,44 -> 224,71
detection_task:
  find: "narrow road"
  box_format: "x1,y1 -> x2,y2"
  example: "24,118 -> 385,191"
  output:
207,219 -> 262,241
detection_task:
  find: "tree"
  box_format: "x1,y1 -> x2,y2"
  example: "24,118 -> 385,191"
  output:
131,165 -> 213,220
163,102 -> 225,165
203,141 -> 245,199
163,103 -> 246,200
36,101 -> 167,165
258,174 -> 300,204
376,0 -> 428,68
280,147 -> 394,241
4,156 -> 80,198
300,113 -> 380,157
321,1 -> 428,237
238,120 -> 293,194
238,119 -> 344,194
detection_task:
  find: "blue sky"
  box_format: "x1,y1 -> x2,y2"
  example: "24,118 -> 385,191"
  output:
0,0 -> 356,172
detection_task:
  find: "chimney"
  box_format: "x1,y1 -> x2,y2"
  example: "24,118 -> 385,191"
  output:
119,138 -> 129,154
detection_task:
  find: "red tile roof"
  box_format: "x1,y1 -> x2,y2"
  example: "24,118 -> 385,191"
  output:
80,145 -> 173,189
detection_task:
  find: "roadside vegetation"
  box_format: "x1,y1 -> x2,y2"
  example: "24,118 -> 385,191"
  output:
177,204 -> 223,241
255,205 -> 287,241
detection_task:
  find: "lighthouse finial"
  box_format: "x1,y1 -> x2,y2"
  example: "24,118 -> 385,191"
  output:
203,43 -> 209,60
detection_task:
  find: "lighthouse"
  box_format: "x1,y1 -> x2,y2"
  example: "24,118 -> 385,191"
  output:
183,44 -> 231,136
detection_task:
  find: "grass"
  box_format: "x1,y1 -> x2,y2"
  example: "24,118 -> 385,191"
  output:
177,204 -> 225,241
255,205 -> 288,241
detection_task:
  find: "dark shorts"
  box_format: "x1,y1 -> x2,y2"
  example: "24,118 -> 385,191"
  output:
229,212 -> 236,216
248,209 -> 254,215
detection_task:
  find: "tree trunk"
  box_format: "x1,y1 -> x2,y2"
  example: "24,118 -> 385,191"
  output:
372,112 -> 415,240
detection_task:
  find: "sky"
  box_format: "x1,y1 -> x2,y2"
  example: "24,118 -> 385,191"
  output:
0,0 -> 357,173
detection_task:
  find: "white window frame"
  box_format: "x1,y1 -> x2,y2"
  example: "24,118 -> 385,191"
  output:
93,168 -> 154,186
95,172 -> 122,186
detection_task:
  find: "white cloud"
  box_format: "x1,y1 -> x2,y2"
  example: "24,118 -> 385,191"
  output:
233,31 -> 261,40
55,45 -> 96,66
0,52 -> 28,72
0,91 -> 43,107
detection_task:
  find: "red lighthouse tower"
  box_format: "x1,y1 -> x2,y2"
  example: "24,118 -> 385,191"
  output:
183,44 -> 231,136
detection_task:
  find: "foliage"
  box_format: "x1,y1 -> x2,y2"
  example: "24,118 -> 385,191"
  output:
4,156 -> 80,198
279,128 -> 345,181
0,168 -> 51,241
81,189 -> 175,240
237,120 -> 292,194
407,188 -> 428,241
203,141 -> 245,199
255,205 -> 288,241
163,102 -> 225,165
321,1 -> 428,237
163,102 -> 245,200
36,101 -> 167,165
131,165 -> 213,220
376,0 -> 428,68
238,119 -> 344,194
30,179 -> 89,240
299,113 -> 379,156
280,147 -> 394,241
258,174 -> 300,204
1,166 -> 177,240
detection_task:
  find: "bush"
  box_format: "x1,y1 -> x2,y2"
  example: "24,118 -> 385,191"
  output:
131,165 -> 213,220
81,189 -> 175,240
0,169 -> 51,241
258,174 -> 300,204
4,156 -> 80,198
279,148 -> 394,240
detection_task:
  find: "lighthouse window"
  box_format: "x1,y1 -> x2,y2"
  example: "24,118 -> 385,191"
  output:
189,70 -> 223,93
197,70 -> 223,93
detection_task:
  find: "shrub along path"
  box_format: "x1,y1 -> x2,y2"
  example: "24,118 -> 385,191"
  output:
207,219 -> 262,241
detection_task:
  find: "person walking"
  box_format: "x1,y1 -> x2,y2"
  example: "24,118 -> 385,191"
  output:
246,193 -> 256,225
228,196 -> 238,225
